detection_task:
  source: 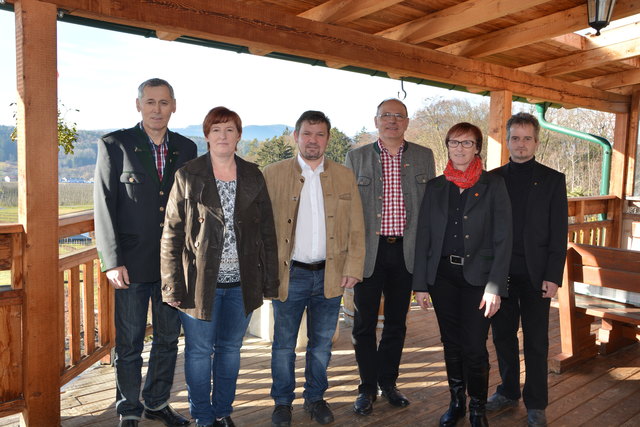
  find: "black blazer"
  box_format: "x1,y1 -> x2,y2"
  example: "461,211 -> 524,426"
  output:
94,124 -> 197,283
491,161 -> 568,288
412,171 -> 513,297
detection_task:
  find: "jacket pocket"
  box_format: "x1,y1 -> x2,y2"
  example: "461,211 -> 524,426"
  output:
415,173 -> 429,185
357,176 -> 371,186
120,171 -> 146,184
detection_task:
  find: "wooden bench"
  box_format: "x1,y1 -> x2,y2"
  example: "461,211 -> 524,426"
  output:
549,242 -> 640,373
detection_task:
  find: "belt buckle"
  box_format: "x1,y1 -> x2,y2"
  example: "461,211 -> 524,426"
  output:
386,237 -> 397,244
449,255 -> 464,265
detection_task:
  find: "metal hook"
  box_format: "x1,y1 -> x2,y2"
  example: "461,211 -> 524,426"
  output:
398,79 -> 407,100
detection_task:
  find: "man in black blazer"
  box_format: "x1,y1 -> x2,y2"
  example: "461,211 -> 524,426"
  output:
94,78 -> 197,427
488,113 -> 568,427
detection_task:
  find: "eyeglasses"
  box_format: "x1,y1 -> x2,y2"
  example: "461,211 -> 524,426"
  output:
377,112 -> 407,121
446,139 -> 476,148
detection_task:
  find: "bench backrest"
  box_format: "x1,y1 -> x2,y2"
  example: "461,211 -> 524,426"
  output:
566,243 -> 640,293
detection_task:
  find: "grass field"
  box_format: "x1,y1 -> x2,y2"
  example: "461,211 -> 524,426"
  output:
0,205 -> 92,223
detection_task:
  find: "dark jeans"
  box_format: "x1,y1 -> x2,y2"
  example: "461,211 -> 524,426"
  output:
114,281 -> 181,419
430,259 -> 491,390
352,239 -> 413,394
271,266 -> 342,405
491,273 -> 551,409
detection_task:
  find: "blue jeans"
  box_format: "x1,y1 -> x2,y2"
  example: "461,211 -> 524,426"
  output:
114,281 -> 181,419
179,287 -> 252,425
271,266 -> 342,405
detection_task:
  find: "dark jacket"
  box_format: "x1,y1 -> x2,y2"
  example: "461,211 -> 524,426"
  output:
412,171 -> 513,297
94,124 -> 197,283
491,161 -> 568,288
160,153 -> 279,320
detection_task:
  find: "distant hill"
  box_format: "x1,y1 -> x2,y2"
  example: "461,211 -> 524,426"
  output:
0,123 -> 290,181
173,124 -> 290,140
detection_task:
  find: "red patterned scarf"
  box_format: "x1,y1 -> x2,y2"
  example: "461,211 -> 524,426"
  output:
443,155 -> 483,189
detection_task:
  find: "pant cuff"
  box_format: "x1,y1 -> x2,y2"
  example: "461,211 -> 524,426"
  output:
144,401 -> 169,411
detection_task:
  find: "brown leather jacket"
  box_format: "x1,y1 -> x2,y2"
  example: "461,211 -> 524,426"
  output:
160,153 -> 279,320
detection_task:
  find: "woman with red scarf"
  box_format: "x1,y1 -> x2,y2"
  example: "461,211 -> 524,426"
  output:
412,122 -> 512,427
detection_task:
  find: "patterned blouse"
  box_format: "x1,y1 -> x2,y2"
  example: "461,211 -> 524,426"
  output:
215,179 -> 241,284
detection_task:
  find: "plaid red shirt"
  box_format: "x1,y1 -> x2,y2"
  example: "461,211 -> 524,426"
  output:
140,122 -> 169,181
378,140 -> 406,236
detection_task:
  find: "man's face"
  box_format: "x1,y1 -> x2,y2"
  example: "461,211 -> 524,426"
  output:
135,85 -> 176,133
374,100 -> 409,141
295,121 -> 329,161
507,123 -> 538,163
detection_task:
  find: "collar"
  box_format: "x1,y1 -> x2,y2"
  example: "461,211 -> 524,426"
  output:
297,153 -> 325,174
374,139 -> 407,155
139,121 -> 169,147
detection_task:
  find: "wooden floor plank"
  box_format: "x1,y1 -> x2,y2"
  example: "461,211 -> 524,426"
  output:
0,306 -> 638,427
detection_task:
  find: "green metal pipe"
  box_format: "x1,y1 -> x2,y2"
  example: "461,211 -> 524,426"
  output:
534,103 -> 611,196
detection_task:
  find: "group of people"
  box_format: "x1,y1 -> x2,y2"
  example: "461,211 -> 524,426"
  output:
94,78 -> 568,427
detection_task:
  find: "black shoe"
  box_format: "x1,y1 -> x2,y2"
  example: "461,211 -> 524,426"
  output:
304,400 -> 334,425
271,405 -> 292,427
527,409 -> 547,427
353,392 -> 376,415
144,405 -> 191,426
213,416 -> 235,427
118,420 -> 139,427
196,424 -> 213,427
380,386 -> 410,407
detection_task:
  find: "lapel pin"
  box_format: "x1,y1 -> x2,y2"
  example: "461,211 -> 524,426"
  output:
475,192 -> 479,197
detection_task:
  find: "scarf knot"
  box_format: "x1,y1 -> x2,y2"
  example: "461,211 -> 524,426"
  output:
443,156 -> 483,189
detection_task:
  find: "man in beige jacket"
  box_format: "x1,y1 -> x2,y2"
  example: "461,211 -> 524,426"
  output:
263,110 -> 365,427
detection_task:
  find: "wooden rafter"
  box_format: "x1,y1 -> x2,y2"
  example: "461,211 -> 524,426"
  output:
35,0 -> 628,113
437,0 -> 640,58
518,38 -> 640,77
375,0 -> 550,44
298,0 -> 401,25
575,69 -> 640,90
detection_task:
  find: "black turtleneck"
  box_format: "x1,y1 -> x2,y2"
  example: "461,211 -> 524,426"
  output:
506,157 -> 535,275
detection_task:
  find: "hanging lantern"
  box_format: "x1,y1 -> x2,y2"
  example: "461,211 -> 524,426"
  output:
587,0 -> 617,36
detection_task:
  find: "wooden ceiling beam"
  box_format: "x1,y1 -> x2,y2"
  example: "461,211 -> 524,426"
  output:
376,0 -> 549,44
38,0 -> 629,112
438,0 -> 640,58
518,38 -> 640,76
575,69 -> 640,90
298,0 -> 401,25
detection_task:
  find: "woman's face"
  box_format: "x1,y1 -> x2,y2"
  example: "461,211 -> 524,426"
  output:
207,120 -> 240,157
447,131 -> 479,171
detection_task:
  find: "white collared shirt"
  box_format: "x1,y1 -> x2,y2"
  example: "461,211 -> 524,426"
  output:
292,154 -> 326,263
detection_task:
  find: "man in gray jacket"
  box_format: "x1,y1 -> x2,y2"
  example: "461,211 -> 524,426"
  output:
345,98 -> 435,415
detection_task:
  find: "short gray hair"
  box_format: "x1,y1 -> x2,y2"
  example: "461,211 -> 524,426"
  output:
137,78 -> 175,100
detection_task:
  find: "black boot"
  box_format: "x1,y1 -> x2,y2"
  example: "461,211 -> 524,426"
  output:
467,364 -> 489,427
439,357 -> 466,427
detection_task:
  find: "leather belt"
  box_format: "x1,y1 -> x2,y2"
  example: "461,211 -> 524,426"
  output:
291,260 -> 326,271
381,236 -> 403,244
444,255 -> 465,266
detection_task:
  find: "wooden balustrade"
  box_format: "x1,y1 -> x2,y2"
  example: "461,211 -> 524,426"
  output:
567,195 -> 619,247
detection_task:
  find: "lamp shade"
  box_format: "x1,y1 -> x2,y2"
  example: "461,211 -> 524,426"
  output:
587,0 -> 617,35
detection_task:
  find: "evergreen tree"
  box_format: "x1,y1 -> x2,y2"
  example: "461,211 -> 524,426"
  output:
325,128 -> 352,164
255,133 -> 294,168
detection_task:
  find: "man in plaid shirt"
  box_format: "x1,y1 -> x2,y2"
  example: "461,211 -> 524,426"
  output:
345,98 -> 435,416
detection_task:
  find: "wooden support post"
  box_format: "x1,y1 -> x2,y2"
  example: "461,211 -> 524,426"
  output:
15,0 -> 61,424
611,111 -> 630,248
625,90 -> 640,200
486,90 -> 511,171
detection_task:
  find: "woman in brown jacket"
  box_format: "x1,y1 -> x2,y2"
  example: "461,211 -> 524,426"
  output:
161,106 -> 279,427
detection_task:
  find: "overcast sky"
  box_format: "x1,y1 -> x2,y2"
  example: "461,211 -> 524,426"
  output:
0,9 -> 480,137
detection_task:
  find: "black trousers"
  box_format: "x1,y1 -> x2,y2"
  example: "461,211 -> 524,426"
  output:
430,259 -> 491,388
352,239 -> 413,394
490,273 -> 551,409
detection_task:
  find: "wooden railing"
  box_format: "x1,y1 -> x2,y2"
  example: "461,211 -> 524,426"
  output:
567,195 -> 619,247
0,211 -> 115,418
58,211 -> 114,385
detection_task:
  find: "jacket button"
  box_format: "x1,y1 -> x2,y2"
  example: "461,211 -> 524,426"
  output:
287,219 -> 292,223
463,215 -> 468,220
466,254 -> 470,258
465,234 -> 470,239
195,241 -> 200,248
128,177 -> 135,183
284,261 -> 289,266
285,238 -> 289,243
159,190 -> 164,196
160,223 -> 164,227
198,217 -> 204,223
160,206 -> 165,212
